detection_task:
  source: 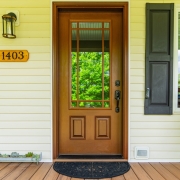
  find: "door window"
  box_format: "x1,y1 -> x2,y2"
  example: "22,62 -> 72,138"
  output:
71,22 -> 110,108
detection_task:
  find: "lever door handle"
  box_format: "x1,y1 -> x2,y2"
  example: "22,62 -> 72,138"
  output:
115,90 -> 121,113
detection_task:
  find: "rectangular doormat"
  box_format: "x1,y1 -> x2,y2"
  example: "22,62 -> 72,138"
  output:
53,162 -> 130,178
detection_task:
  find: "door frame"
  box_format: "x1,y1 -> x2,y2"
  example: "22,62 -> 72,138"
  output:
52,2 -> 129,160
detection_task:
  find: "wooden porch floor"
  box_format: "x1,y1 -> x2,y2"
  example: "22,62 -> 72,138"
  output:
0,162 -> 180,180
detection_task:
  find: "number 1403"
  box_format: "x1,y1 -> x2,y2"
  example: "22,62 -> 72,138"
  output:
0,50 -> 29,62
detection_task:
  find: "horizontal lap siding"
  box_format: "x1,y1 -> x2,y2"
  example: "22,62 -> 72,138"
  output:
0,0 -> 51,161
130,0 -> 180,161
1,0 -> 180,162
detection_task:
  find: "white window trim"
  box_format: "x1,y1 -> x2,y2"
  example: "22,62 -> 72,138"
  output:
173,5 -> 180,113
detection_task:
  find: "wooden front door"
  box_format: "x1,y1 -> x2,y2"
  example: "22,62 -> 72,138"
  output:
58,10 -> 123,155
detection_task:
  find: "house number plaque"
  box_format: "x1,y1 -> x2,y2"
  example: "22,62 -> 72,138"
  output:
0,50 -> 29,62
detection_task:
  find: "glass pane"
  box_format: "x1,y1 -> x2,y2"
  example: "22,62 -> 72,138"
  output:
178,13 -> 180,107
79,29 -> 102,100
104,102 -> 110,107
78,52 -> 102,100
79,22 -> 102,28
71,102 -> 77,107
71,52 -> 77,100
104,30 -> 110,100
104,22 -> 109,28
72,22 -> 77,28
71,29 -> 77,100
79,30 -> 102,41
79,102 -> 102,107
72,30 -> 77,51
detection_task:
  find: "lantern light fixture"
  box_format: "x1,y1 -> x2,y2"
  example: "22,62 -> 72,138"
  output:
2,11 -> 19,39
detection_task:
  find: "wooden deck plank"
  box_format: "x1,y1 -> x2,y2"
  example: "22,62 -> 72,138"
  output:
123,168 -> 138,180
150,163 -> 179,180
16,162 -> 43,180
30,162 -> 53,180
56,174 -> 63,180
171,163 -> 180,170
112,175 -> 125,180
1,162 -> 180,180
57,174 -> 71,180
139,162 -> 165,180
2,162 -> 31,180
43,166 -> 59,180
71,178 -> 84,180
160,163 -> 180,179
0,163 -> 10,171
56,174 -> 64,180
130,163 -> 152,180
0,163 -> 20,179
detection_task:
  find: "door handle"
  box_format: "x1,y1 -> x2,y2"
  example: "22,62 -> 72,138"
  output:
115,90 -> 121,113
145,88 -> 150,99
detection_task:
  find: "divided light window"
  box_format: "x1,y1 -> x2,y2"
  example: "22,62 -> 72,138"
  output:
70,22 -> 110,108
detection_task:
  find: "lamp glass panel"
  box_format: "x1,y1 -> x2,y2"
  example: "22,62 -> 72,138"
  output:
2,14 -> 16,38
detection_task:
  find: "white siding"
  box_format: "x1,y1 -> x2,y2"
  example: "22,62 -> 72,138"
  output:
130,0 -> 180,161
0,0 -> 51,161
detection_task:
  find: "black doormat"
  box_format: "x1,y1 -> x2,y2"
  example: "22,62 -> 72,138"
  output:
58,154 -> 123,159
53,162 -> 130,178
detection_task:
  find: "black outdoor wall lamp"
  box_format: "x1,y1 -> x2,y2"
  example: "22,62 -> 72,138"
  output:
2,12 -> 18,39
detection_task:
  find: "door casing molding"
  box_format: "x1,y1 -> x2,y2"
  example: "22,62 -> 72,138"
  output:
52,1 -> 129,159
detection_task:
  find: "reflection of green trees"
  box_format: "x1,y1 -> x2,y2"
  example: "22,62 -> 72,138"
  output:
71,52 -> 110,107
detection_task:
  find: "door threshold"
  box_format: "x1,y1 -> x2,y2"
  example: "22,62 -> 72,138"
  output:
54,155 -> 127,162
54,158 -> 128,162
58,155 -> 123,159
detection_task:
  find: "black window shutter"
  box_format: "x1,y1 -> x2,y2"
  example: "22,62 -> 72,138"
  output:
145,3 -> 174,114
